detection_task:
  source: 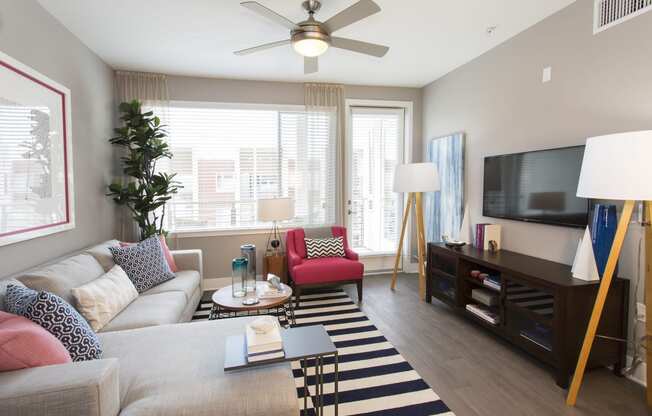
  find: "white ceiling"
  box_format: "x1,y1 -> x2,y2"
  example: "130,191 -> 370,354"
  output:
38,0 -> 576,88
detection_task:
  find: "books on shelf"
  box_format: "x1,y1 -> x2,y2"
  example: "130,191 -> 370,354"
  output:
482,275 -> 501,291
471,288 -> 498,306
475,223 -> 501,251
465,303 -> 500,325
245,316 -> 284,362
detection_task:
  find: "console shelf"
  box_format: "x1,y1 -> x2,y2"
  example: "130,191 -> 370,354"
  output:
426,243 -> 629,388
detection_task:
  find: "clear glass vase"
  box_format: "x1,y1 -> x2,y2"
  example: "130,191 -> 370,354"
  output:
232,257 -> 247,298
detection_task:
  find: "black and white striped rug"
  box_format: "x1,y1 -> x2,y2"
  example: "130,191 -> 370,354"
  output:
193,289 -> 454,416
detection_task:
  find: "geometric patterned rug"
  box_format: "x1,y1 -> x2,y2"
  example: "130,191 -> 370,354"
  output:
193,289 -> 454,416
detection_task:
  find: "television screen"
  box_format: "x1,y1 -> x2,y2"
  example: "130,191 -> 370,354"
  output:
483,145 -> 589,228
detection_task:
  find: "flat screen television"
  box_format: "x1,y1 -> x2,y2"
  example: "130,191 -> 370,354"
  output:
483,145 -> 589,228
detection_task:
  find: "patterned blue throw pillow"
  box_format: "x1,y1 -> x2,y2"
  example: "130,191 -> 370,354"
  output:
109,235 -> 175,293
6,285 -> 102,361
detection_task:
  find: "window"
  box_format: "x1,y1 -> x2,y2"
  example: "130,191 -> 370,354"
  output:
161,102 -> 336,233
348,107 -> 405,254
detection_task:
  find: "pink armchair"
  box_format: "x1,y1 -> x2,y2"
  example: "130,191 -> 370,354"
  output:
286,226 -> 364,307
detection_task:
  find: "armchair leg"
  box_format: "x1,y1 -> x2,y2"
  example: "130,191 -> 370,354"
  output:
356,280 -> 363,303
295,285 -> 302,309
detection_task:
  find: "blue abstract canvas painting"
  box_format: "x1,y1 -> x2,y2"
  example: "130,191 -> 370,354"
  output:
425,133 -> 465,243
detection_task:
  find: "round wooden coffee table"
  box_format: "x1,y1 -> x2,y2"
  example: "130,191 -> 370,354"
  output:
209,282 -> 295,326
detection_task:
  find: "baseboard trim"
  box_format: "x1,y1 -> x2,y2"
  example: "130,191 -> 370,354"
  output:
624,355 -> 646,387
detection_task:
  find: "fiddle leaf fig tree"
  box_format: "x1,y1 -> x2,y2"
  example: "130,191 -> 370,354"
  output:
107,100 -> 182,240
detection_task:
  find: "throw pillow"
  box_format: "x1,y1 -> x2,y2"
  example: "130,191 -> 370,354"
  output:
119,235 -> 178,272
0,311 -> 71,371
5,285 -> 102,362
109,235 -> 175,293
71,265 -> 139,331
0,278 -> 26,312
305,236 -> 346,259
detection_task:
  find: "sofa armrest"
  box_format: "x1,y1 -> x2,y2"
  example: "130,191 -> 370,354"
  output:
171,249 -> 203,278
0,358 -> 120,416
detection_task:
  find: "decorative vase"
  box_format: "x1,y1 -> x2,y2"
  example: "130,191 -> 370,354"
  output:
590,204 -> 617,277
232,257 -> 248,298
240,244 -> 257,293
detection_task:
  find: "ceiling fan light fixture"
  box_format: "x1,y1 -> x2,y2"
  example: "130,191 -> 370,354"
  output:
293,37 -> 329,57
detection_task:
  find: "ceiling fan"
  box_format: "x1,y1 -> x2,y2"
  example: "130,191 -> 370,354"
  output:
234,0 -> 389,74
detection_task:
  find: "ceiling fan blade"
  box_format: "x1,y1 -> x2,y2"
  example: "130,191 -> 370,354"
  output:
331,37 -> 389,57
324,0 -> 381,33
234,39 -> 291,55
304,57 -> 319,74
240,1 -> 298,30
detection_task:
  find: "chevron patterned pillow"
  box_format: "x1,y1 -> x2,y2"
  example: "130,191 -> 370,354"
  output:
305,236 -> 346,259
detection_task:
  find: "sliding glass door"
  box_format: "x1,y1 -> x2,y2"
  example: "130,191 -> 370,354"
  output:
347,107 -> 405,256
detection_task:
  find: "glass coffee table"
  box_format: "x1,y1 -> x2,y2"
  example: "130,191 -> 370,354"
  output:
224,325 -> 339,416
209,282 -> 296,327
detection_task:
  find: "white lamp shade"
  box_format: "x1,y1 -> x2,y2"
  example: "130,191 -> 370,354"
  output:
393,163 -> 440,193
257,198 -> 295,222
577,130 -> 652,200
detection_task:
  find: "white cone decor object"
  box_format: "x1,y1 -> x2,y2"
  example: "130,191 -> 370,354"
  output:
571,226 -> 599,281
458,205 -> 472,244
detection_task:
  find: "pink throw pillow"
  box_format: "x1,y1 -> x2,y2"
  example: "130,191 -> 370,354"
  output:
120,235 -> 178,272
0,311 -> 72,371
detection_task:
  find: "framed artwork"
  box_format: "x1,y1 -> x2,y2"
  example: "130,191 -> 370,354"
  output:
424,132 -> 465,243
0,51 -> 74,246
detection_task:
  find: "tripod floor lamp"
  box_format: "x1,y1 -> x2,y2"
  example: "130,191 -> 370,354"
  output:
567,130 -> 652,406
390,163 -> 440,300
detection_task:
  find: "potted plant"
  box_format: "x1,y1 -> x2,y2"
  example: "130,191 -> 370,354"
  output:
107,100 -> 182,239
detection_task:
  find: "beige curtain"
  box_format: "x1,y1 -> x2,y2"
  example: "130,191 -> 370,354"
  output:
304,83 -> 346,224
114,71 -> 170,241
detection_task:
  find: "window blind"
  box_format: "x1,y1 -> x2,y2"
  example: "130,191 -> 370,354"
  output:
161,103 -> 336,233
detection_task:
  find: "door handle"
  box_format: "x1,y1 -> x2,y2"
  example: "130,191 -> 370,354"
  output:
348,209 -> 353,215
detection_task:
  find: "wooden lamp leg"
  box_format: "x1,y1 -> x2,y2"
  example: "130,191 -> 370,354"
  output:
391,193 -> 413,290
566,200 -> 635,406
415,192 -> 427,300
645,201 -> 652,407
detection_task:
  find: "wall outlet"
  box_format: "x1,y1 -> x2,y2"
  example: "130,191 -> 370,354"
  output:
542,66 -> 552,83
637,302 -> 646,322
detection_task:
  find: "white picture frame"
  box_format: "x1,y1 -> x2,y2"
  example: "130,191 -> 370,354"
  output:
0,50 -> 75,246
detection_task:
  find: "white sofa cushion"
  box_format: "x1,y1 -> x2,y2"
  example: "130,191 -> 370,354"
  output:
99,318 -> 298,416
99,291 -> 187,333
84,240 -> 120,272
72,266 -> 139,331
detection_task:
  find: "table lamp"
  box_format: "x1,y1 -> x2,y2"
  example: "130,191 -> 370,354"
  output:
567,130 -> 652,406
257,198 -> 295,254
390,163 -> 440,300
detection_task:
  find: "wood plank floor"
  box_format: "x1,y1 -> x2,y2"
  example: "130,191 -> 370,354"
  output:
341,274 -> 649,416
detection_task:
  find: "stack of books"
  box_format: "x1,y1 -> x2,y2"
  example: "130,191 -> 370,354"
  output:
466,303 -> 500,325
483,274 -> 502,291
475,224 -> 501,250
245,317 -> 285,363
471,288 -> 498,307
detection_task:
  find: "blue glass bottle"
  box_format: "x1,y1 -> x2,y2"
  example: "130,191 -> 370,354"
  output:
232,257 -> 248,298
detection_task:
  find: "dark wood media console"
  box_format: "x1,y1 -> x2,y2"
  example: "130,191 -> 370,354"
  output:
426,243 -> 629,388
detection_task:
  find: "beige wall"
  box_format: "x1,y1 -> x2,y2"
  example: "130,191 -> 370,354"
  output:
166,75 -> 422,279
0,0 -> 117,277
422,0 -> 652,362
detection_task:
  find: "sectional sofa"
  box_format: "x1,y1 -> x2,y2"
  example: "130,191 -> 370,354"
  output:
0,240 -> 297,416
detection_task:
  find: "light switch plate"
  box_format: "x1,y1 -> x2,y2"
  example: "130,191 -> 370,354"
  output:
542,66 -> 552,83
637,302 -> 646,322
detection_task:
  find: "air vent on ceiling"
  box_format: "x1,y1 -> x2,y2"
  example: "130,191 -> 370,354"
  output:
594,0 -> 652,33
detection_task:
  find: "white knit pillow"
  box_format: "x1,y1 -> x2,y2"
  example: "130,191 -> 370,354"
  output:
71,265 -> 138,331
